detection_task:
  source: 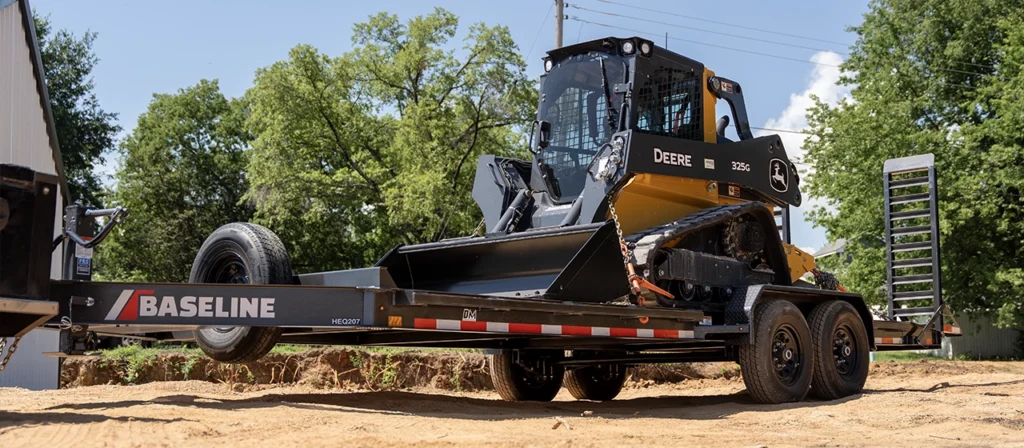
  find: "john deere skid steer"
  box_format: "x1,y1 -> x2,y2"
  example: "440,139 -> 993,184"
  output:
377,36 -> 816,308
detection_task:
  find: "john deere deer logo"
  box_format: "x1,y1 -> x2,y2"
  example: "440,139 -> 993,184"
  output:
769,159 -> 789,193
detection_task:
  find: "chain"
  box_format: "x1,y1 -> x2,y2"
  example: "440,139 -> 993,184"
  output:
607,194 -> 635,290
0,336 -> 22,373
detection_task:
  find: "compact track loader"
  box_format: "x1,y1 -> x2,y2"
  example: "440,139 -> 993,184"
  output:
378,36 -> 813,307
1,37 -> 960,404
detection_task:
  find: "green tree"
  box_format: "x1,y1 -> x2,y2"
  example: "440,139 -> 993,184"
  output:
98,80 -> 252,282
805,0 -> 1024,327
33,14 -> 120,206
245,8 -> 535,272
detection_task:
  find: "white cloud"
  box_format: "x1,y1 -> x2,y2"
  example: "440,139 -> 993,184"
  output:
756,51 -> 851,253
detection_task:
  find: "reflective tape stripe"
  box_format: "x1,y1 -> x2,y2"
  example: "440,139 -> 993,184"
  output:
410,318 -> 692,339
874,337 -> 903,344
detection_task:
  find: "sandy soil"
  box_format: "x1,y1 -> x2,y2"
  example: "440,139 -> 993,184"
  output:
2,360 -> 1023,447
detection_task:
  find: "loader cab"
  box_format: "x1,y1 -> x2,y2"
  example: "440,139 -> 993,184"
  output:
531,37 -> 715,203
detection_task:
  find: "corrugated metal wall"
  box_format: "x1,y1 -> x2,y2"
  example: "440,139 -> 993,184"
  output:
935,314 -> 1021,360
0,0 -> 61,390
0,330 -> 58,390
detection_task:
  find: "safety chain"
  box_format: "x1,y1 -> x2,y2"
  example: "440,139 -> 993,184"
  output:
607,194 -> 674,305
811,268 -> 847,292
607,194 -> 634,291
0,336 -> 22,373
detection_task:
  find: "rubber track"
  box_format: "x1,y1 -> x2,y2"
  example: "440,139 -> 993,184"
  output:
624,202 -> 788,280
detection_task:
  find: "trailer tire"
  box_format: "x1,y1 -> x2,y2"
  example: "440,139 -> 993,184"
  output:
808,300 -> 870,400
190,223 -> 292,363
739,299 -> 813,404
489,350 -> 563,402
564,365 -> 628,401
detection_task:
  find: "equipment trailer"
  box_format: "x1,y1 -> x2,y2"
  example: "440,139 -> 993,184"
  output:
1,37 -> 959,404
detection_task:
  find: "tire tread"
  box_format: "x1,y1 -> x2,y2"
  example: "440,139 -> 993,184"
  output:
739,299 -> 813,404
191,223 -> 291,363
808,300 -> 869,400
488,350 -> 562,402
564,367 -> 627,401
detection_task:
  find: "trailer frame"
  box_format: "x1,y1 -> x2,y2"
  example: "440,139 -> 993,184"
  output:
37,265 -> 948,362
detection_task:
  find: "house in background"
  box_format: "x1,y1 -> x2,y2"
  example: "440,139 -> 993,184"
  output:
815,239 -> 1021,359
813,238 -> 848,261
0,0 -> 63,390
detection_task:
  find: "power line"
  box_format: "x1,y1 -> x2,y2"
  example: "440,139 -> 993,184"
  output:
528,1 -> 552,62
570,4 -> 848,57
569,16 -> 839,66
570,4 -> 997,79
751,126 -> 813,135
593,0 -> 852,47
567,17 -> 980,90
588,0 -> 998,72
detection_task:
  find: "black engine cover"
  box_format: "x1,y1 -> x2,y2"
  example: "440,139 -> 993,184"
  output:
623,131 -> 802,207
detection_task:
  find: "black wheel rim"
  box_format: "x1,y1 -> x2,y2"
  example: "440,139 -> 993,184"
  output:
772,324 -> 804,386
832,324 -> 859,377
208,253 -> 249,334
585,365 -> 621,384
519,365 -> 555,389
212,257 -> 249,284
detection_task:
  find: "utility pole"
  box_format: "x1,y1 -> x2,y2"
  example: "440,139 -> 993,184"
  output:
555,0 -> 564,48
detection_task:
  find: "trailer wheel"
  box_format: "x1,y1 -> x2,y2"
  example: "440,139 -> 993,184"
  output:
190,223 -> 292,363
808,301 -> 870,400
739,299 -> 813,404
564,364 -> 628,401
489,350 -> 564,402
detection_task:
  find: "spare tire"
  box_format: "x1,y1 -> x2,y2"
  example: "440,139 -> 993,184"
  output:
190,223 -> 292,363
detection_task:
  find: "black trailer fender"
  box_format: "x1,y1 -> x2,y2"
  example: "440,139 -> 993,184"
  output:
725,284 -> 875,349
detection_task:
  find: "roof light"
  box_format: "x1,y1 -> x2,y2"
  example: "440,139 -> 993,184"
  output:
544,59 -> 553,72
640,41 -> 652,56
621,40 -> 635,55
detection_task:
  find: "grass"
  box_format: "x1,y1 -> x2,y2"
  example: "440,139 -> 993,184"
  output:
97,343 -> 203,384
872,351 -> 945,362
99,343 -> 202,360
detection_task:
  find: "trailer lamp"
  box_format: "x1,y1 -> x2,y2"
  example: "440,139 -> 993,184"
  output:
544,59 -> 553,72
621,40 -> 635,55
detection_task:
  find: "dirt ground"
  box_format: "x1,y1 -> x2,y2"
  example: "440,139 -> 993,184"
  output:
2,360 -> 1023,447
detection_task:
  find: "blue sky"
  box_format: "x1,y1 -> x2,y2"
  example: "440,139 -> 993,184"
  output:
32,0 -> 869,251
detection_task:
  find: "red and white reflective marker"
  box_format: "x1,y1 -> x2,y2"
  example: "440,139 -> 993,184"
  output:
413,318 -> 695,339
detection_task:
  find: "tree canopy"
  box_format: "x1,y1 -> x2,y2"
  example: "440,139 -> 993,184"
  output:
97,9 -> 535,280
33,14 -> 119,206
805,0 -> 1024,327
98,80 -> 252,282
244,8 -> 536,272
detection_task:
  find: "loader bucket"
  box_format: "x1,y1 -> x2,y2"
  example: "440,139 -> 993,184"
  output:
376,221 -> 630,302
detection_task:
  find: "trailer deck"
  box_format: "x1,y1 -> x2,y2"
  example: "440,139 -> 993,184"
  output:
35,266 -> 950,358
